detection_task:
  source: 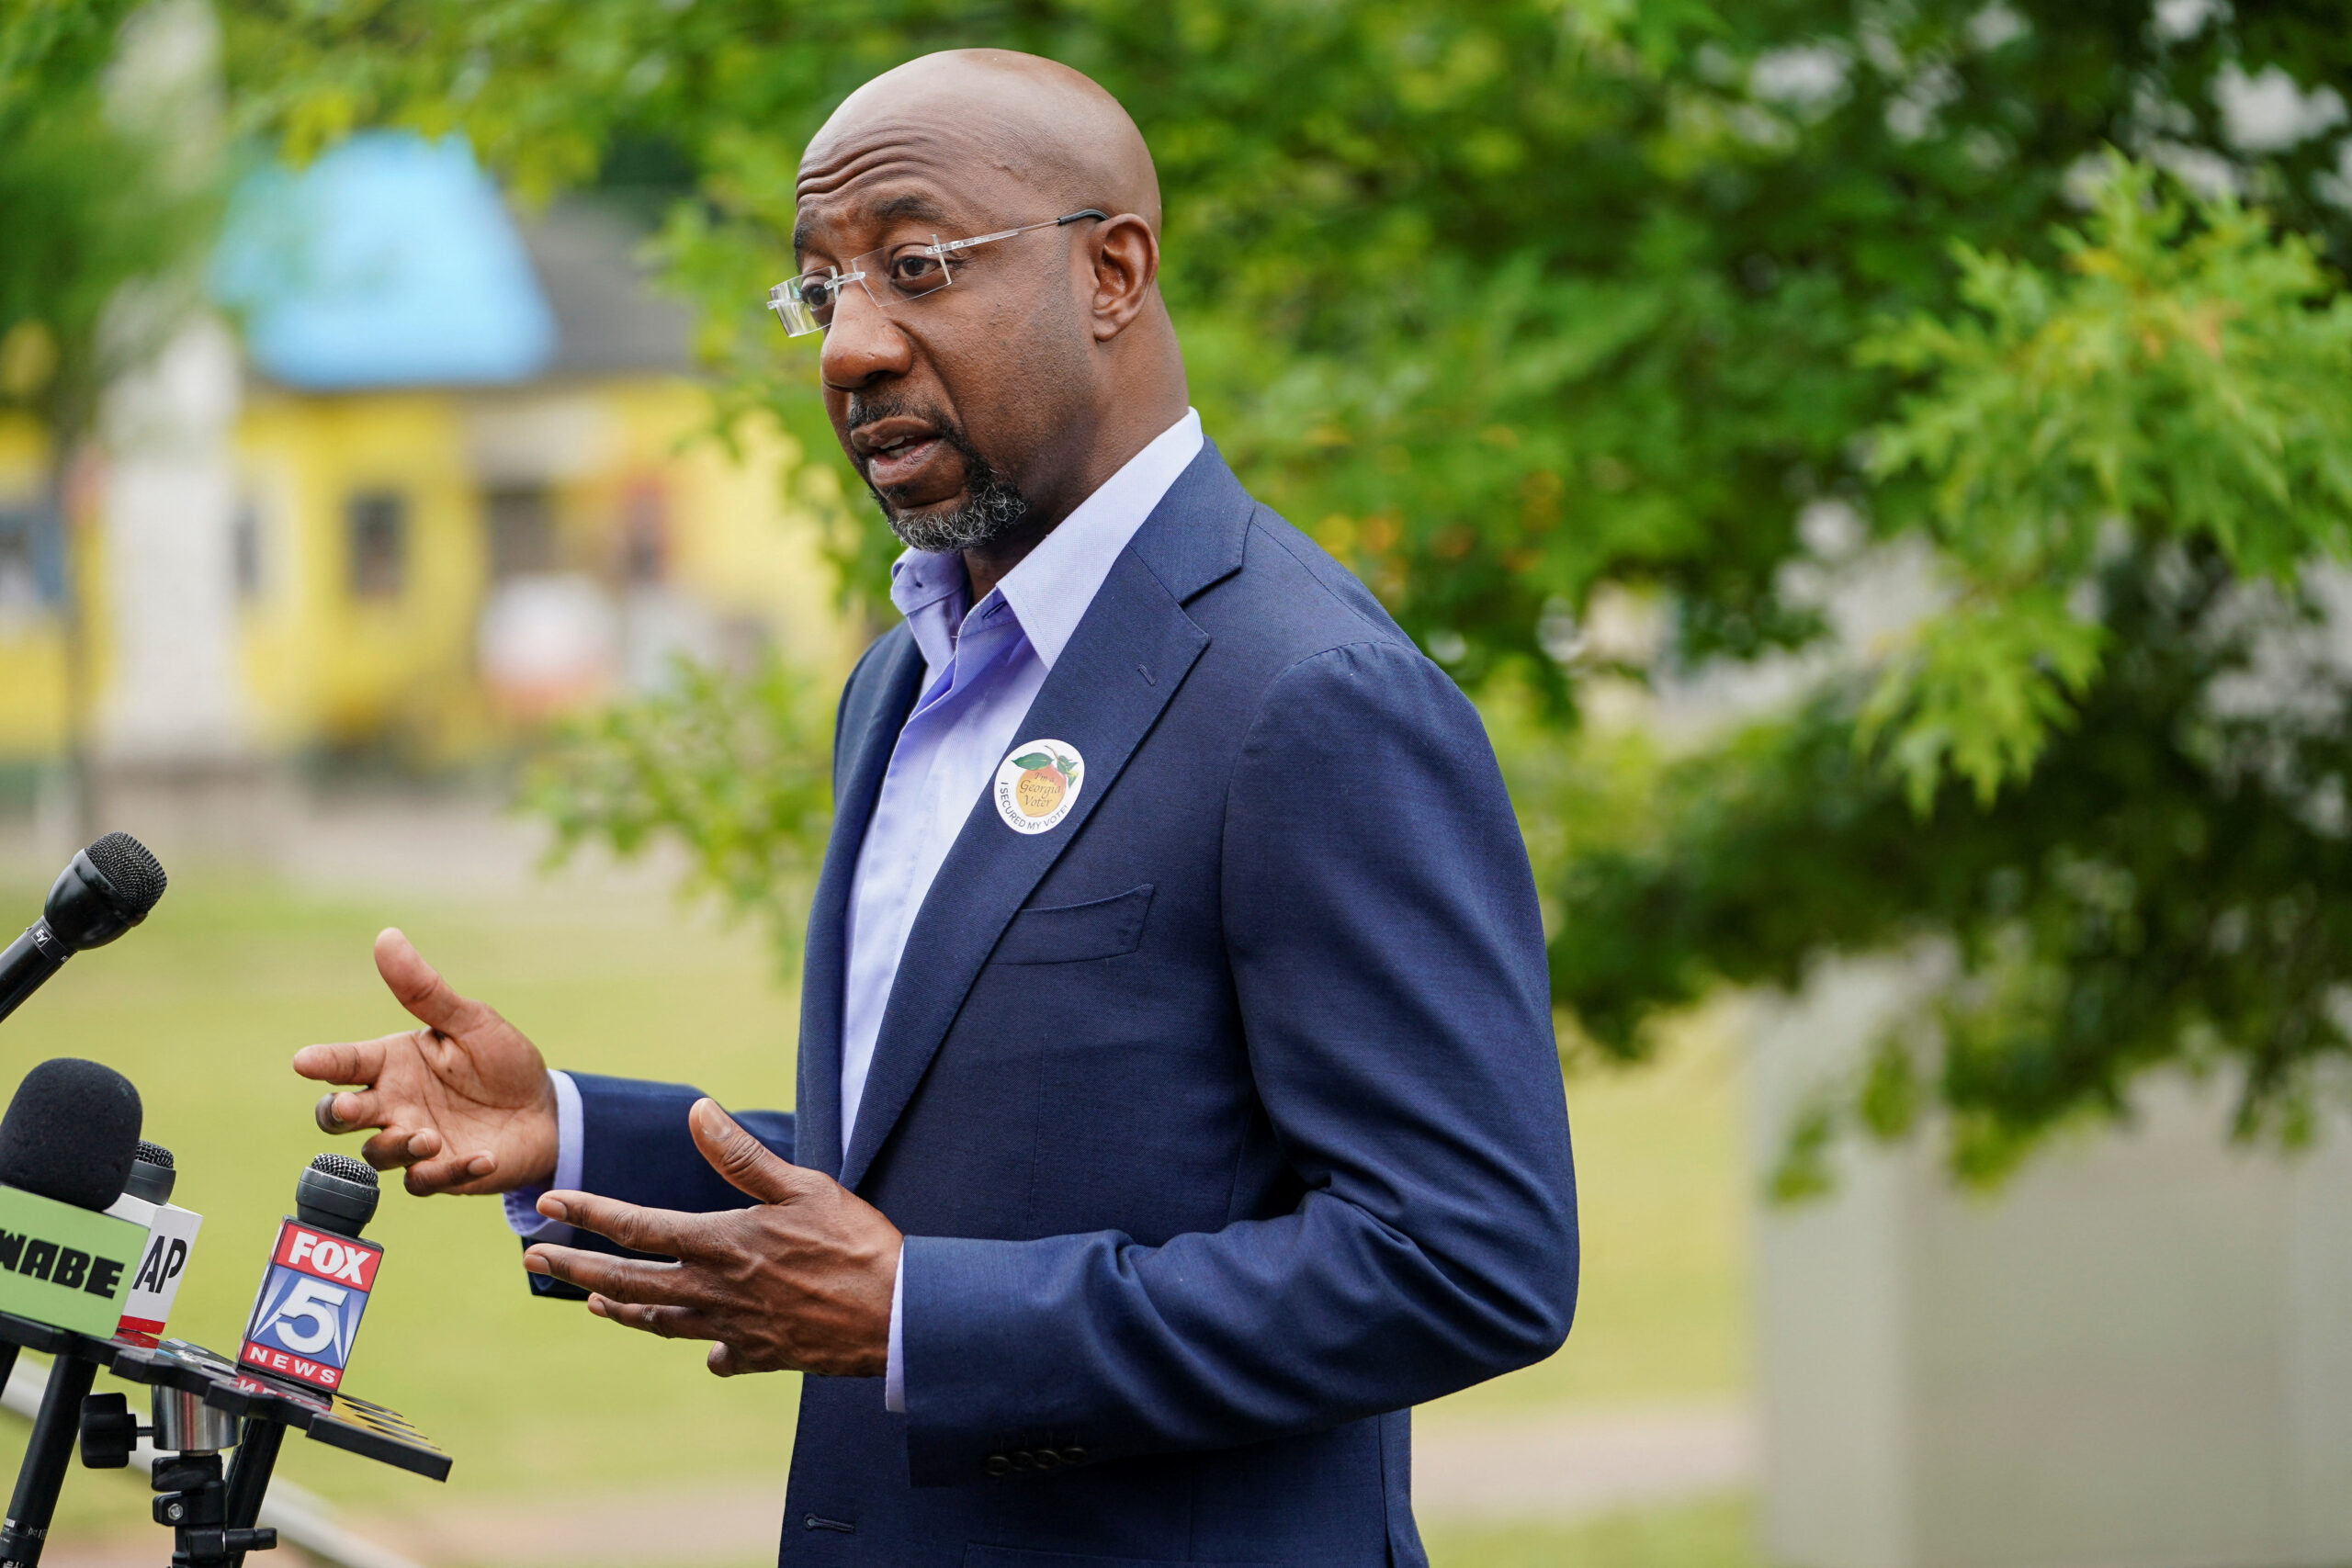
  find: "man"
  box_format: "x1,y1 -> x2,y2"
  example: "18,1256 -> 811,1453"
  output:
296,49 -> 1576,1567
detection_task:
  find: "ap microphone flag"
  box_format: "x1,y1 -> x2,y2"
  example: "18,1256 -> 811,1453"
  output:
106,1141 -> 202,1347
239,1153 -> 382,1392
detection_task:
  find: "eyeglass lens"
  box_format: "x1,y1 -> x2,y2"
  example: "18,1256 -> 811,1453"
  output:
770,239 -> 956,336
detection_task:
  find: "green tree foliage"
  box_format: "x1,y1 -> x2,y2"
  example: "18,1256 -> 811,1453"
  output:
1859,159 -> 2352,811
220,0 -> 2352,1177
1565,165 -> 2352,1186
3,0 -> 226,832
1,0 -> 216,448
522,655 -> 835,976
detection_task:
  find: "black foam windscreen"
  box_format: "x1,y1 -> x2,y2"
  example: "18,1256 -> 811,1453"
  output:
84,833 -> 165,919
0,1059 -> 142,1211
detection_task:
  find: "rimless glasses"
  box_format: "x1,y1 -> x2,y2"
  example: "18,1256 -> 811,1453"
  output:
767,209 -> 1109,337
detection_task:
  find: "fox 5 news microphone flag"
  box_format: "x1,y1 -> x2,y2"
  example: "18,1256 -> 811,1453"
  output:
239,1220 -> 382,1391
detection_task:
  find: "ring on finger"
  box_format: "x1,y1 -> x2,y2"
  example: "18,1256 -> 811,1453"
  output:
314,1093 -> 347,1134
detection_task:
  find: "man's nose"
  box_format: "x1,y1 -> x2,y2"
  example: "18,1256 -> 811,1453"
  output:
821,284 -> 913,389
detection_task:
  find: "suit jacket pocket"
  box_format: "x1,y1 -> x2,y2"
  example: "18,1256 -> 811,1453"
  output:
991,885 -> 1155,964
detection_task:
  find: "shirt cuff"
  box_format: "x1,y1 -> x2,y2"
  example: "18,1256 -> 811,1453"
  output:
502,1069 -> 583,1243
885,1242 -> 905,1414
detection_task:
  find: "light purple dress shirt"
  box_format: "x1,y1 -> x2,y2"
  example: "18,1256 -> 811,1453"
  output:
511,409 -> 1206,1413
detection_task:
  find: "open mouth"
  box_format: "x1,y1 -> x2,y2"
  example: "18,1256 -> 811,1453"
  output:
852,414 -> 957,492
865,432 -> 945,488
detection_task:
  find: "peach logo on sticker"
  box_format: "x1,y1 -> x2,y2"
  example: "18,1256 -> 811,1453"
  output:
994,740 -> 1082,834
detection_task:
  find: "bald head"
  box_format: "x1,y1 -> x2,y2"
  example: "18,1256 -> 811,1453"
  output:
799,51 -> 1160,242
790,51 -> 1189,587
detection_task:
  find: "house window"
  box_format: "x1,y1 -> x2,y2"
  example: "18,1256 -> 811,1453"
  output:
486,486 -> 556,580
346,491 -> 407,599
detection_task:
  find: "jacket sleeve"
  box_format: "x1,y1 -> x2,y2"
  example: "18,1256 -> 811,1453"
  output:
571,1073 -> 796,1210
522,1076 -> 794,1300
900,637 -> 1577,1483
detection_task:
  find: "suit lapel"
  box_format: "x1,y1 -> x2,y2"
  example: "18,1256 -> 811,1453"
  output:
835,446 -> 1251,1191
795,629 -> 924,1181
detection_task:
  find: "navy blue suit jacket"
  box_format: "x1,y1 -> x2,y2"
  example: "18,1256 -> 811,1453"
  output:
558,446 -> 1577,1566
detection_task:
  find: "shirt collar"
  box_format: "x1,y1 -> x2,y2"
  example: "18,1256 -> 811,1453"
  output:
888,547 -> 970,678
886,408 -> 1204,673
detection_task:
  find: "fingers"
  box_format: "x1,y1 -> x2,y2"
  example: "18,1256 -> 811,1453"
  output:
584,1295 -> 726,1343
316,1089 -> 387,1135
537,1190 -> 695,1258
360,1125 -> 436,1169
689,1099 -> 804,1205
373,928 -> 484,1038
400,1148 -> 499,1196
292,1039 -> 386,1088
351,1125 -> 495,1194
523,1243 -> 704,1307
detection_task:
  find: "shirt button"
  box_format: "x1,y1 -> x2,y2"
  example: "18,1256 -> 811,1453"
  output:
1012,1450 -> 1037,1472
983,1455 -> 1012,1477
1059,1446 -> 1088,1465
1034,1449 -> 1064,1471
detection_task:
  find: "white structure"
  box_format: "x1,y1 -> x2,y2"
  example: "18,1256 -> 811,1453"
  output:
1751,957 -> 2352,1568
96,312 -> 252,765
94,0 -> 251,769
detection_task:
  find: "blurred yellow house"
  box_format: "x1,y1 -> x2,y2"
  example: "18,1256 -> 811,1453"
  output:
0,133 -> 852,784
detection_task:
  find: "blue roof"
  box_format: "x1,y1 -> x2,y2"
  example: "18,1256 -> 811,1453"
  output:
212,132 -> 556,390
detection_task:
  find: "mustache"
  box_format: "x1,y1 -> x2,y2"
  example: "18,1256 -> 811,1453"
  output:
844,394 -> 959,461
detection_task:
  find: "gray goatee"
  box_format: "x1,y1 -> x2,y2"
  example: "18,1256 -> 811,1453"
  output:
851,395 -> 1032,554
884,460 -> 1031,553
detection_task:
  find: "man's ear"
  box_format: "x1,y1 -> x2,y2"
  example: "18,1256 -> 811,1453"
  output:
1088,214 -> 1160,341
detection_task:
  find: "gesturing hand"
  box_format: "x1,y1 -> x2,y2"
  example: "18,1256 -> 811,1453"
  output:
522,1099 -> 901,1379
292,928 -> 560,1197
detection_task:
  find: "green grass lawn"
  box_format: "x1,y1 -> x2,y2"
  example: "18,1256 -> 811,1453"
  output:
0,861 -> 1749,1556
1426,1493 -> 1759,1568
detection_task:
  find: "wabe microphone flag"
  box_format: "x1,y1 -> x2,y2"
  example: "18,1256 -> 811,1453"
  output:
0,1187 -> 140,1337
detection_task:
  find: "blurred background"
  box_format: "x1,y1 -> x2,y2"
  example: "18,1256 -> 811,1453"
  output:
6,0 -> 2352,1564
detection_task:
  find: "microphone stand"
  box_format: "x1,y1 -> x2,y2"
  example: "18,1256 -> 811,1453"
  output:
218,1417 -> 284,1567
78,1382 -> 276,1567
0,1314 -> 447,1566
0,1348 -> 95,1566
149,1386 -> 274,1568
96,1337 -> 447,1562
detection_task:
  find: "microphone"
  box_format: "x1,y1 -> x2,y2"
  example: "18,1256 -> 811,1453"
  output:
67,1162 -> 447,1564
103,1142 -> 203,1348
0,835 -> 166,1027
236,1156 -> 384,1393
0,1058 -> 144,1218
166,1156 -> 384,1565
0,1060 -> 148,1567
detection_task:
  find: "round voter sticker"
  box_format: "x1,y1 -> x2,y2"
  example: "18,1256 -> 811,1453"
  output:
994,739 -> 1084,834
